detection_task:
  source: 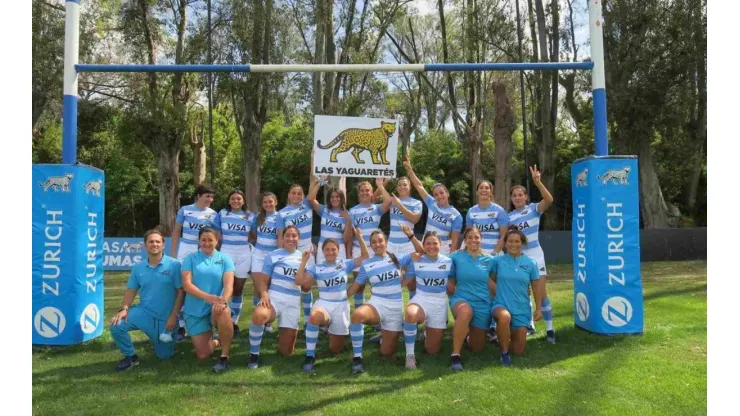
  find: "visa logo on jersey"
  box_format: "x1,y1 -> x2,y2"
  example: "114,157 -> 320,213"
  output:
188,223 -> 208,230
514,222 -> 530,231
290,214 -> 310,226
376,270 -> 400,282
324,276 -> 346,287
324,219 -> 343,229
431,212 -> 450,225
355,217 -> 375,225
475,223 -> 499,232
258,226 -> 276,235
421,278 -> 446,286
227,223 -> 250,232
281,267 -> 298,276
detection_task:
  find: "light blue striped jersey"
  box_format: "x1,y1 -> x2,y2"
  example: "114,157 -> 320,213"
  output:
508,202 -> 542,249
424,195 -> 463,242
389,197 -> 423,244
253,212 -> 279,252
465,203 -> 509,252
176,204 -> 218,245
276,198 -> 314,247
401,253 -> 453,298
216,209 -> 256,248
306,259 -> 355,302
349,203 -> 383,248
262,248 -> 303,299
318,205 -> 347,245
356,255 -> 403,301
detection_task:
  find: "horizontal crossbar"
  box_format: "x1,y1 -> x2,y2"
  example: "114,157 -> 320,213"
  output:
76,62 -> 594,73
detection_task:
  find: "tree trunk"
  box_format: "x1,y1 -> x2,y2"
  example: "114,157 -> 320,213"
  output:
683,0 -> 706,216
637,136 -> 670,228
493,82 -> 516,209
156,146 -> 180,236
190,118 -> 206,186
323,0 -> 335,113
242,125 -> 262,211
313,0 -> 326,116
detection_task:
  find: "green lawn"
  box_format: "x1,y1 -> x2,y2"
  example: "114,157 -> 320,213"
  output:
32,261 -> 707,415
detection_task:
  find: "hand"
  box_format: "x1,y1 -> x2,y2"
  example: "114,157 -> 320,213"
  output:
213,301 -> 228,315
411,252 -> 423,262
530,165 -> 542,185
375,177 -> 385,188
258,293 -> 272,310
533,308 -> 543,322
110,309 -> 128,326
401,224 -> 413,238
403,154 -> 412,172
391,193 -> 402,207
353,226 -> 363,237
207,295 -> 225,305
302,248 -> 313,262
341,210 -> 351,221
165,315 -> 177,331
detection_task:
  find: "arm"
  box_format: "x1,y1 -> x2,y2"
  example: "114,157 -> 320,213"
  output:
450,231 -> 461,252
170,224 -> 182,257
488,273 -> 497,299
213,269 -> 235,316
166,289 -> 185,331
352,226 -> 370,268
403,154 -> 430,201
532,278 -> 544,321
342,210 -> 354,258
446,277 -> 457,297
346,281 -> 363,297
295,249 -> 314,287
531,165 -> 554,214
276,214 -> 285,248
493,225 -> 508,255
401,224 -> 423,253
181,271 -> 222,304
375,178 -> 393,213
307,176 -> 323,214
110,289 -> 138,326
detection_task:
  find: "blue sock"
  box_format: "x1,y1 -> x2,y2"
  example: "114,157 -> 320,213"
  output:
305,323 -> 319,357
252,296 -> 260,307
350,323 -> 364,358
354,292 -> 365,309
542,297 -> 554,331
249,323 -> 265,355
403,322 -> 417,357
230,295 -> 243,325
301,291 -> 313,321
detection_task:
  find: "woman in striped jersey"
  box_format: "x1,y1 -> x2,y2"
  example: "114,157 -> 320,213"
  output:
383,177 -> 423,257
508,165 -> 555,343
306,176 -> 353,264
215,190 -> 257,337
247,225 -> 306,369
348,179 -> 392,309
295,226 -> 369,372
465,180 -> 509,255
276,184 -> 316,325
249,192 -> 280,333
401,231 -> 453,370
403,154 -> 463,254
346,227 -> 421,374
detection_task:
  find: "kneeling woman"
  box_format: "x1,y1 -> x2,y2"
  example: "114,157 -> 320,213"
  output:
346,227 -> 420,374
490,229 -> 544,366
401,231 -> 453,370
181,226 -> 236,373
247,225 -> 307,369
295,227 -> 370,372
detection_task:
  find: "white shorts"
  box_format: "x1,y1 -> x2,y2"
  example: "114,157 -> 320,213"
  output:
316,243 -> 347,265
312,299 -> 350,335
250,249 -> 270,275
387,241 -> 416,257
367,297 -> 403,332
409,294 -> 449,329
267,291 -> 300,330
176,242 -> 198,262
220,244 -> 253,279
523,246 -> 547,276
298,242 -> 316,268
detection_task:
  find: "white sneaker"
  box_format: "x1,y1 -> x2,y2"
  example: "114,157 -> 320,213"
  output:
405,354 -> 417,370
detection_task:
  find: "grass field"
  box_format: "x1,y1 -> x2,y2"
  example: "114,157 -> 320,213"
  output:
32,261 -> 707,415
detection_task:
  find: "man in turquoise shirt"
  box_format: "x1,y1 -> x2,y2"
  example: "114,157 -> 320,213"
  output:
110,229 -> 184,372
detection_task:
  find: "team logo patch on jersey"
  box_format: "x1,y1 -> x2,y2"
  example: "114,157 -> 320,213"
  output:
520,264 -> 530,271
417,265 -> 427,269
488,212 -> 498,218
161,270 -> 171,276
367,206 -> 374,212
215,260 -> 223,265
203,214 -> 214,220
439,264 -> 448,270
336,264 -> 343,270
521,209 -> 529,215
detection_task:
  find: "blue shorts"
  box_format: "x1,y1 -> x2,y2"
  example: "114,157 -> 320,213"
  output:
184,313 -> 213,336
492,304 -> 530,329
449,295 -> 494,330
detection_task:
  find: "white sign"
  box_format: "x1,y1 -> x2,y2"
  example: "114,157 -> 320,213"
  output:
313,115 -> 399,178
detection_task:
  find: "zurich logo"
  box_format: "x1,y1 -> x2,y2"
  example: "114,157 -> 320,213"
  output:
34,307 -> 67,338
80,303 -> 101,334
575,292 -> 589,322
601,296 -> 633,327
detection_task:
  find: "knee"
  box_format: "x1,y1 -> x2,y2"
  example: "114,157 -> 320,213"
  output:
251,308 -> 269,325
456,306 -> 473,321
195,349 -> 211,360
425,345 -> 441,355
351,310 -> 364,324
512,344 -> 525,356
278,345 -> 294,356
404,309 -> 420,323
308,312 -> 323,326
497,311 -> 512,326
109,323 -> 125,335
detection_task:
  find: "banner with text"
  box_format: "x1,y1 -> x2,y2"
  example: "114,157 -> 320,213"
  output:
33,164 -> 105,345
313,115 -> 399,178
103,237 -> 173,271
571,156 -> 644,335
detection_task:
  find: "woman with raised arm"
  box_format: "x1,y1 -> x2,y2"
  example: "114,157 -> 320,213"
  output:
508,165 -> 556,343
249,192 -> 280,334
306,174 -> 353,265
295,226 -> 370,372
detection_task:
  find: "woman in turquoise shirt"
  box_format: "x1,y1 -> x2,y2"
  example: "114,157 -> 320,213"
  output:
490,229 -> 544,366
447,227 -> 496,371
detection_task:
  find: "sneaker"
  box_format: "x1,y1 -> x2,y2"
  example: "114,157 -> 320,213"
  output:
405,354 -> 417,370
247,353 -> 260,369
351,357 -> 365,374
369,333 -> 382,344
319,325 -> 329,335
302,356 -> 316,372
527,326 -> 536,337
418,328 -> 426,342
176,327 -> 187,342
450,354 -> 463,371
115,355 -> 139,372
212,356 -> 230,373
373,324 -> 382,332
546,330 -> 556,344
487,328 -> 498,344
500,352 -> 512,366
233,324 -> 241,338
264,324 -> 274,334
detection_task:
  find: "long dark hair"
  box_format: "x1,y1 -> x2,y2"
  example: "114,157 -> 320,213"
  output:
225,190 -> 247,213
503,228 -> 528,247
257,192 -> 277,225
369,229 -> 400,269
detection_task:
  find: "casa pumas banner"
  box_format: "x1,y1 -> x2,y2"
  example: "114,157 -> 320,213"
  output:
33,164 -> 105,345
313,115 -> 399,179
103,238 -> 173,271
571,156 -> 644,335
